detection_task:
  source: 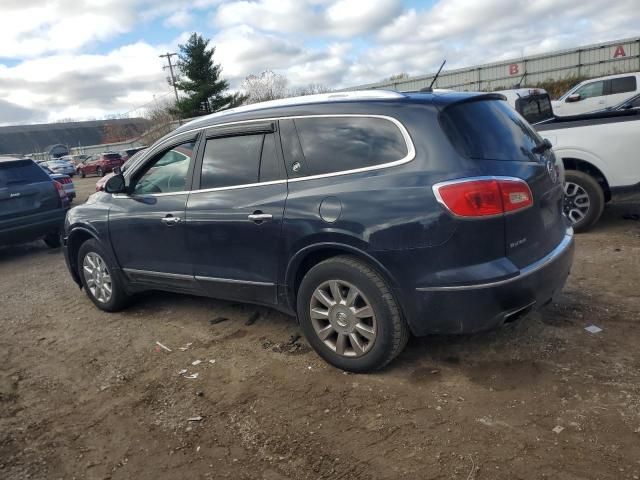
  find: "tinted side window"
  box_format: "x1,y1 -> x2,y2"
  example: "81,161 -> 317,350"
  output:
292,117 -> 408,176
575,81 -> 604,99
200,134 -> 264,189
609,76 -> 637,95
441,99 -> 542,162
0,160 -> 50,187
132,141 -> 196,194
259,133 -> 281,182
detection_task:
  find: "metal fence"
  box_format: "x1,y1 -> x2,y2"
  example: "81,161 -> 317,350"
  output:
343,37 -> 640,93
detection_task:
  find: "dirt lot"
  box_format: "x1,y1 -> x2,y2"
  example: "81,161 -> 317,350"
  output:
1,176 -> 639,480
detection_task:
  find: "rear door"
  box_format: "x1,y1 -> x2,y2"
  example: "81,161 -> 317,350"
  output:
186,122 -> 287,305
441,98 -> 566,269
0,160 -> 59,229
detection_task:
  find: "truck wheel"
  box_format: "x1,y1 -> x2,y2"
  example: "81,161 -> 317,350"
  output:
77,239 -> 129,312
297,255 -> 409,373
564,170 -> 604,233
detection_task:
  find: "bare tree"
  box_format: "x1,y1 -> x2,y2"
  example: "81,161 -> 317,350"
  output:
290,83 -> 333,96
139,98 -> 180,145
241,70 -> 289,104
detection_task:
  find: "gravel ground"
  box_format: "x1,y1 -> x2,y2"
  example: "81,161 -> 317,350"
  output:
1,176 -> 639,480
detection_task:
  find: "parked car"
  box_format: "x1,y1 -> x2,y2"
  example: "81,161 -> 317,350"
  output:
552,72 -> 640,116
60,154 -> 89,166
43,159 -> 75,177
95,149 -> 146,192
500,87 -> 640,232
40,164 -> 76,201
119,147 -> 147,161
0,157 -> 69,248
64,90 -> 574,372
76,153 -> 124,178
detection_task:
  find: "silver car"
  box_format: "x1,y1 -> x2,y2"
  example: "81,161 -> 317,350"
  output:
44,160 -> 76,177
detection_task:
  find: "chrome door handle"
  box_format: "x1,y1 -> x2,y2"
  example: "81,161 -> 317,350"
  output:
161,216 -> 181,225
248,213 -> 273,222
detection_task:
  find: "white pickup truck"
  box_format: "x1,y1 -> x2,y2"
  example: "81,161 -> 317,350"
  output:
499,88 -> 640,232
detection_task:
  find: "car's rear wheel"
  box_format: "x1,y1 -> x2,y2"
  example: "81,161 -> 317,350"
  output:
77,239 -> 129,312
96,167 -> 104,177
297,255 -> 409,373
79,169 -> 85,178
564,170 -> 604,232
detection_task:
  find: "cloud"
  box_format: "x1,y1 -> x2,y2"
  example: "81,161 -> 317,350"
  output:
1,0 -> 640,124
0,99 -> 46,125
0,42 -> 169,123
214,0 -> 403,37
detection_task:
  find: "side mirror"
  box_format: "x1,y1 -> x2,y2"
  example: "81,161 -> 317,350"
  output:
104,174 -> 127,194
566,93 -> 581,103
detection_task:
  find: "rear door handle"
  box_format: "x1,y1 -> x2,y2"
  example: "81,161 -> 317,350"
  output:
161,215 -> 181,226
248,213 -> 273,223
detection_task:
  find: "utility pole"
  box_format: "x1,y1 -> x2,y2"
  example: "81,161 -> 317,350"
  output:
159,52 -> 179,104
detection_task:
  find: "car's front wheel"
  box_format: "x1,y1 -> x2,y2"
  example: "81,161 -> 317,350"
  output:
77,239 -> 129,312
297,255 -> 409,373
564,170 -> 604,232
43,231 -> 62,248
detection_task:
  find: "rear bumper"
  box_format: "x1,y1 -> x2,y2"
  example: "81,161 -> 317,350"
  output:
410,227 -> 575,335
0,209 -> 67,246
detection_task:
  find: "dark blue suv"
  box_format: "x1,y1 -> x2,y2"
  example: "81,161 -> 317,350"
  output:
63,91 -> 574,372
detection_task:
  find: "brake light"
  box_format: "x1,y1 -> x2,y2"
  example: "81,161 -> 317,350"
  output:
433,177 -> 533,218
53,180 -> 67,207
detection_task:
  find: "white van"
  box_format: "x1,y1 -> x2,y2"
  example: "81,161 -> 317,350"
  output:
552,72 -> 640,116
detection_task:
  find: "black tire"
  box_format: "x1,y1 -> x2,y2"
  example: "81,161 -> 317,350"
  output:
79,169 -> 85,178
297,255 -> 409,373
77,239 -> 129,312
564,170 -> 604,233
96,167 -> 104,177
43,231 -> 62,248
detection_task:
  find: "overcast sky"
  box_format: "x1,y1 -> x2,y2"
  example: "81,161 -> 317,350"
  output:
0,0 -> 638,125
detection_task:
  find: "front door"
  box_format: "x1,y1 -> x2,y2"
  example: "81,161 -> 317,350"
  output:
108,134 -> 200,291
186,124 -> 287,305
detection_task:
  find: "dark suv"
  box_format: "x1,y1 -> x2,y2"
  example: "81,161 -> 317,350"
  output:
1,157 -> 69,248
63,91 -> 574,372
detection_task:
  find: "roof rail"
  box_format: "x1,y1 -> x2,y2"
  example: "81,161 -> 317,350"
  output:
181,90 -> 407,128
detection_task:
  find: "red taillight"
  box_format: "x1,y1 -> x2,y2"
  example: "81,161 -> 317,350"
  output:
433,177 -> 533,218
53,180 -> 67,206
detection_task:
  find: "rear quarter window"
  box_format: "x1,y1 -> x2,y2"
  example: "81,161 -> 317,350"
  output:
0,160 -> 51,188
104,154 -> 121,160
609,76 -> 637,95
441,99 -> 542,162
291,116 -> 409,177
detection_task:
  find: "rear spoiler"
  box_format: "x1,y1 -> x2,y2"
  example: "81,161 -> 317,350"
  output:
437,92 -> 507,111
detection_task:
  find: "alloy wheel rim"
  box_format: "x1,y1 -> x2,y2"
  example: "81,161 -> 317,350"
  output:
309,280 -> 377,358
83,252 -> 112,303
563,181 -> 590,224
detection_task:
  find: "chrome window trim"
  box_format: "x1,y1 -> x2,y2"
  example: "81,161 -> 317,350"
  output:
416,227 -> 573,292
115,114 -> 416,198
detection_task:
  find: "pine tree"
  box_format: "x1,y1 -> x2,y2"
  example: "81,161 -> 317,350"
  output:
173,33 -> 246,118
